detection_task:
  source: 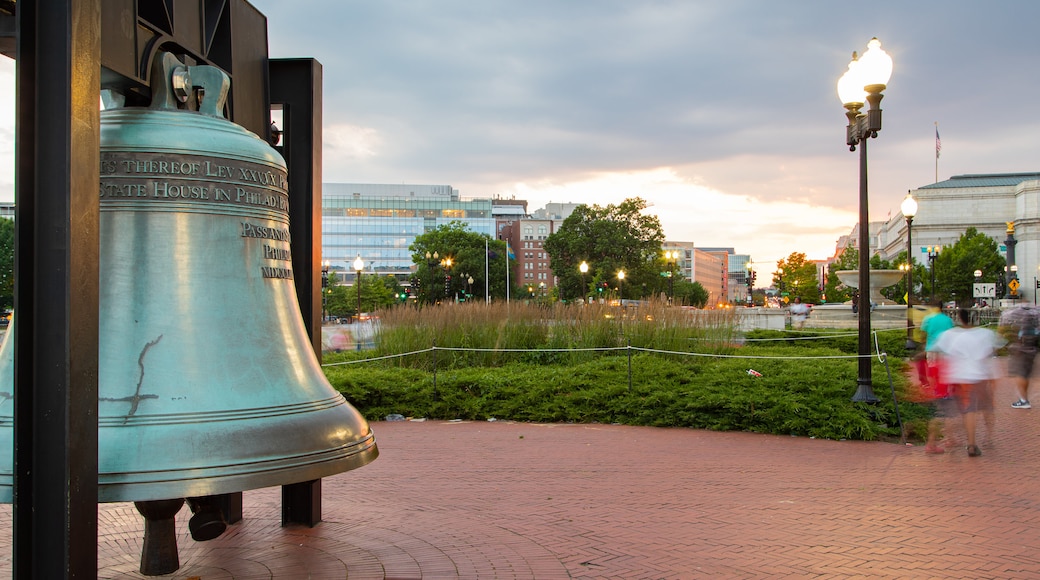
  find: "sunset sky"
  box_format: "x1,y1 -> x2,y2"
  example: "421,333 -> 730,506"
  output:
2,1 -> 1038,277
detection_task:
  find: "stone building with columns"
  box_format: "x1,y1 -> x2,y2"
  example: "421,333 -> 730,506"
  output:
873,172 -> 1040,302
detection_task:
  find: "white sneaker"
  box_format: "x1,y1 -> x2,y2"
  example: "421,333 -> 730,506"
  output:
1011,399 -> 1032,409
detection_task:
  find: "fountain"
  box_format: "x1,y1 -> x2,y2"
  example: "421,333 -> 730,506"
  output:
834,270 -> 904,306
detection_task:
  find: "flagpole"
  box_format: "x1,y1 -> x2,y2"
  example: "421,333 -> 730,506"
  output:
485,238 -> 490,303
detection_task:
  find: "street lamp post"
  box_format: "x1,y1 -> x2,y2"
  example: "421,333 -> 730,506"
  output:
579,261 -> 589,305
353,255 -> 364,322
838,36 -> 893,403
927,245 -> 941,301
442,256 -> 453,302
901,191 -> 917,348
617,270 -> 626,334
974,269 -> 983,307
1005,222 -> 1019,299
665,250 -> 678,302
321,260 -> 330,323
425,251 -> 439,305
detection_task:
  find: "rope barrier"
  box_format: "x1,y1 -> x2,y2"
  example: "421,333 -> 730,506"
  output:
321,347 -> 433,366
321,330 -> 890,366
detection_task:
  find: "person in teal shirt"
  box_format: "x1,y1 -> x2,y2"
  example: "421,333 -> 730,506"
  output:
920,301 -> 955,454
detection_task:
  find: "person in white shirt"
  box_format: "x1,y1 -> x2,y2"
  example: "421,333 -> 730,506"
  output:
789,297 -> 810,330
933,308 -> 1005,457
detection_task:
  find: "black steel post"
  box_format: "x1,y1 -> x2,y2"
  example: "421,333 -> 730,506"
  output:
669,259 -> 675,301
1006,225 -> 1018,299
270,57 -> 326,531
853,131 -> 878,402
905,215 -> 913,348
929,253 -> 936,302
14,1 -> 102,576
321,264 -> 329,323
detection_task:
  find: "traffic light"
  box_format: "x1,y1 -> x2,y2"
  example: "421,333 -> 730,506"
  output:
444,275 -> 452,295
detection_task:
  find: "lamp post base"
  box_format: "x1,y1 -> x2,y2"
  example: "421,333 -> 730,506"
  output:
851,380 -> 880,403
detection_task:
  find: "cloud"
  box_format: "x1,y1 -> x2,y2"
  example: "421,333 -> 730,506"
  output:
488,166 -> 852,267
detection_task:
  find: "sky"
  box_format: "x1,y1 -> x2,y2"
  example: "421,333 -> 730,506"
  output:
2,1 -> 1040,280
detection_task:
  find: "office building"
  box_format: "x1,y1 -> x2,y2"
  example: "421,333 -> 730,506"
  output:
321,183 -> 493,282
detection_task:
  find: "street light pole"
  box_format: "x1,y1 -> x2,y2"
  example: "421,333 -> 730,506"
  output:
442,257 -> 453,302
901,191 -> 917,348
579,261 -> 589,305
974,269 -> 983,307
1005,223 -> 1019,299
927,245 -> 941,302
665,250 -> 678,302
321,260 -> 330,323
838,37 -> 893,403
353,255 -> 364,322
617,270 -> 626,335
425,251 -> 439,305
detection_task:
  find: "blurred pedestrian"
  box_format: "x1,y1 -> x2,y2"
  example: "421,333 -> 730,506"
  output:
919,301 -> 955,454
934,308 -> 1003,456
920,300 -> 954,393
790,297 -> 810,330
999,304 -> 1039,409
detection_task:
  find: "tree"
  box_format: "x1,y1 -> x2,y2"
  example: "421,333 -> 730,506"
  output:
674,279 -> 709,308
824,247 -> 857,304
544,197 -> 665,301
326,271 -> 396,318
932,227 -> 1004,306
774,252 -> 820,304
410,221 -> 510,304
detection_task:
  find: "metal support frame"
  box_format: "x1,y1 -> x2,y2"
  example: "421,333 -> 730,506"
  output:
270,58 -> 326,527
13,1 -> 102,576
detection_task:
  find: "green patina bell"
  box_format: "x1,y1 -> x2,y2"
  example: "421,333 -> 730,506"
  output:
0,53 -> 377,506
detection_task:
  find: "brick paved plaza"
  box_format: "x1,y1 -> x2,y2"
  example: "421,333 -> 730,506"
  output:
0,379 -> 1037,578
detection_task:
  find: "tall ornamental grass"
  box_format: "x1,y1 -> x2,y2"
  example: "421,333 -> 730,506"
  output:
364,299 -> 741,369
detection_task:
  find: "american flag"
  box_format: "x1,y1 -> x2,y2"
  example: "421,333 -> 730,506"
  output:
935,126 -> 941,159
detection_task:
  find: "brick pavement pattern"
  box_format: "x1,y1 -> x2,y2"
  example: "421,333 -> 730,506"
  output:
0,380 -> 1038,578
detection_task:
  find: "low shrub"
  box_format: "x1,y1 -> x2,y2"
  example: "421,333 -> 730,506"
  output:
326,341 -> 930,442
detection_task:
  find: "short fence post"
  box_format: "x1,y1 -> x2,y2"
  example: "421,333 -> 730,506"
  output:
432,339 -> 438,400
627,339 -> 632,391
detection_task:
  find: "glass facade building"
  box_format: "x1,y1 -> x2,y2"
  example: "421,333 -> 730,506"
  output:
321,184 -> 494,281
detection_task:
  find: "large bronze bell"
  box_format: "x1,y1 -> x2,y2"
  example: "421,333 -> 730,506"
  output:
0,53 -> 377,572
